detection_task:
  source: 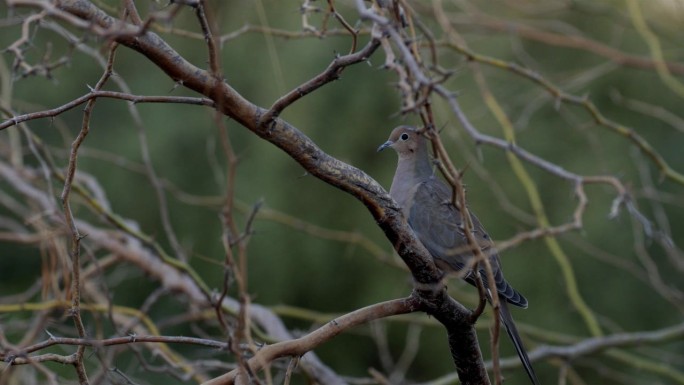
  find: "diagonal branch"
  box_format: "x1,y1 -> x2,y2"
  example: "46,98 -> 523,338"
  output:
204,297 -> 420,385
4,1 -> 493,384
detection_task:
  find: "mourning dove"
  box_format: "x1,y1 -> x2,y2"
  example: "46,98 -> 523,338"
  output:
378,126 -> 539,385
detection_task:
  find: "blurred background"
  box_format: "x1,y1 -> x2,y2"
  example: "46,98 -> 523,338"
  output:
1,0 -> 683,384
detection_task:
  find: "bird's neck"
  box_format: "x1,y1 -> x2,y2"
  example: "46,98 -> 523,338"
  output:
390,147 -> 434,206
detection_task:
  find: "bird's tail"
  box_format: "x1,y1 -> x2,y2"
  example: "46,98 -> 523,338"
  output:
499,299 -> 540,385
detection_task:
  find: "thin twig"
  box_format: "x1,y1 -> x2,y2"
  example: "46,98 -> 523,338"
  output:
258,38 -> 380,129
1,92 -> 214,131
59,41 -> 119,385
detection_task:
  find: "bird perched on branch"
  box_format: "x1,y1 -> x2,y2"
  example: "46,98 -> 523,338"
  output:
378,126 -> 539,385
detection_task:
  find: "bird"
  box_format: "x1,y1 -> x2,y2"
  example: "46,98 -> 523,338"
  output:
378,125 -> 539,385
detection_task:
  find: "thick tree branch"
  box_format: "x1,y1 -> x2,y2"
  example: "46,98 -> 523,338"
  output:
49,0 -> 437,285
16,1 -> 490,384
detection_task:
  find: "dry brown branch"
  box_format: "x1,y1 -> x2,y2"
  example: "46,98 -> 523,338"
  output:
0,92 -> 214,130
4,335 -> 228,363
58,41 -> 119,385
2,1 -> 683,385
3,2 -> 488,383
258,38 -> 379,129
204,297 -> 419,385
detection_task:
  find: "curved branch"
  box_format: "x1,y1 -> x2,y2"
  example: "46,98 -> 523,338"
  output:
204,297 -> 420,385
0,92 -> 214,130
531,321 -> 684,360
52,0 -> 440,284
31,1 -> 489,384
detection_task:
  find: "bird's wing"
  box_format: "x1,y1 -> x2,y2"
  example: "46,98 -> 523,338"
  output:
406,177 -> 528,308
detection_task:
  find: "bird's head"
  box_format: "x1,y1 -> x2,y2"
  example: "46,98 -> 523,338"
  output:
377,126 -> 425,156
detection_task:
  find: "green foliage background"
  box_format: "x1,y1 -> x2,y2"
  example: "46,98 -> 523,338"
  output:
1,1 -> 683,384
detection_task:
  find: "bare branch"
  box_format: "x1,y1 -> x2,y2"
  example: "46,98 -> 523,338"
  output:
204,297 -> 420,385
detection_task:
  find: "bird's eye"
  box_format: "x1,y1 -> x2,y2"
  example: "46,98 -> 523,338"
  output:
400,133 -> 409,141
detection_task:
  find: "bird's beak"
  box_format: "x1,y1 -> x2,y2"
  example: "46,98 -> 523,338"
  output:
377,140 -> 393,152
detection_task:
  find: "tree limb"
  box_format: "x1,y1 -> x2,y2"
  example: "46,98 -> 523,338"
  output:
4,1 -> 492,384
